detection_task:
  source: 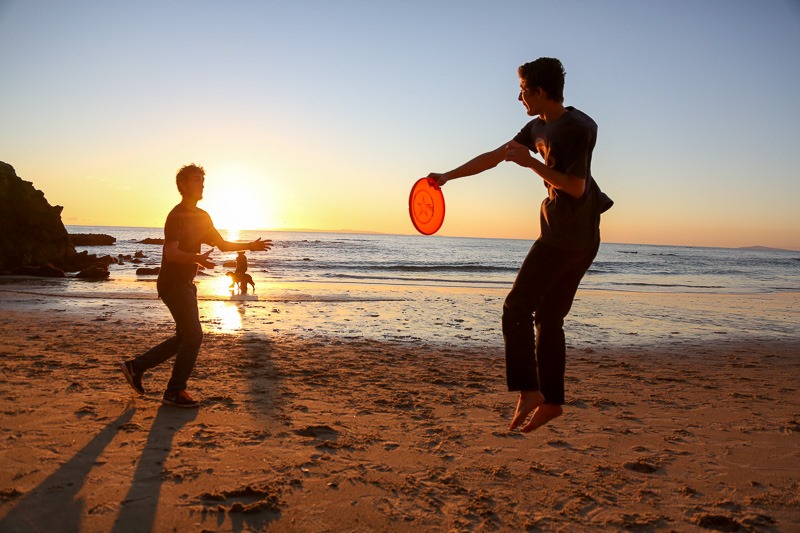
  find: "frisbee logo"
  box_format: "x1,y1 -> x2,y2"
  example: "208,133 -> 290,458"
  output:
414,191 -> 434,223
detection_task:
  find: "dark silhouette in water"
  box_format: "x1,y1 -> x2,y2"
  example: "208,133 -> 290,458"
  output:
227,271 -> 255,295
229,250 -> 253,294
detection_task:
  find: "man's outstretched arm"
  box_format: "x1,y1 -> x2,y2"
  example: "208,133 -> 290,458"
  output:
215,237 -> 272,253
427,143 -> 508,187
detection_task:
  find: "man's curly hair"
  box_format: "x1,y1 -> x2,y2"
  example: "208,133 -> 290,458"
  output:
175,163 -> 205,194
518,57 -> 566,103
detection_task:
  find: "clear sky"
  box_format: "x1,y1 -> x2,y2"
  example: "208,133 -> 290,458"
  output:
2,1 -> 799,249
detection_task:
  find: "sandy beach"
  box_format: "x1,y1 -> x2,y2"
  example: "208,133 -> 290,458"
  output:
0,286 -> 798,532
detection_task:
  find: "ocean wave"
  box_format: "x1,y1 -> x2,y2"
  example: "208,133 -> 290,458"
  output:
323,273 -> 511,285
373,264 -> 517,273
603,281 -> 726,289
268,262 -> 519,274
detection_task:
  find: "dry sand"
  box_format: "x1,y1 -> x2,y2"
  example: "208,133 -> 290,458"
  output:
1,293 -> 799,532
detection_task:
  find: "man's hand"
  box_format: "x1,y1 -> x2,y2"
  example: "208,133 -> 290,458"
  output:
197,248 -> 216,269
427,172 -> 449,187
503,140 -> 535,168
504,140 -> 586,198
249,238 -> 272,252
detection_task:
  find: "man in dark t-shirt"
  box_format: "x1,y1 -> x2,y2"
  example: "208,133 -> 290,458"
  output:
426,58 -> 612,432
120,164 -> 271,408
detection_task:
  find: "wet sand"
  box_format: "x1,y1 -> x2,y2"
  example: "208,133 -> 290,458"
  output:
0,287 -> 798,531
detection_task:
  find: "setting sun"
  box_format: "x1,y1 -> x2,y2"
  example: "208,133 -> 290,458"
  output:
200,164 -> 279,231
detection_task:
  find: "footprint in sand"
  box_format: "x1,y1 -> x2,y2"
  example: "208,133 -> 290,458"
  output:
623,460 -> 661,474
200,484 -> 282,514
693,514 -> 745,531
294,425 -> 339,440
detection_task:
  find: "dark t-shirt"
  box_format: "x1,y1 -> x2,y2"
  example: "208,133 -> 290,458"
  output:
158,204 -> 222,287
513,107 -> 612,251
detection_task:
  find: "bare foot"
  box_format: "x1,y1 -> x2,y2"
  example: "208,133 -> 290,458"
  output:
520,403 -> 563,433
509,390 -> 545,431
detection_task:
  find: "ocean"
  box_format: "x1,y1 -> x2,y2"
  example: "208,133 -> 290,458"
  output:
63,225 -> 799,295
1,226 -> 796,348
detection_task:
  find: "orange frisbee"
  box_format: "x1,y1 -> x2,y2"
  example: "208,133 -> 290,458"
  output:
409,177 -> 445,235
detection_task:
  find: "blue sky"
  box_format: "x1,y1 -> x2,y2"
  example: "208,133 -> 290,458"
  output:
1,1 -> 799,249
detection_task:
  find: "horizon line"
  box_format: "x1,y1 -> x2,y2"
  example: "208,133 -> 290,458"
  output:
62,224 -> 799,252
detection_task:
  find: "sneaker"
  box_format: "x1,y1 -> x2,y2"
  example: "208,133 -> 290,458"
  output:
120,361 -> 144,395
162,390 -> 200,408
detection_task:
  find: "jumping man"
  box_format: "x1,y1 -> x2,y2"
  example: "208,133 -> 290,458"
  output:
426,58 -> 612,431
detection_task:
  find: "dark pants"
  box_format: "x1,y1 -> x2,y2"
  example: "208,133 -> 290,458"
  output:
131,281 -> 203,395
503,240 -> 599,404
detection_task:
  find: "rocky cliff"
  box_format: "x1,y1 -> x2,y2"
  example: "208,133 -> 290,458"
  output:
0,161 -> 75,270
0,161 -> 111,277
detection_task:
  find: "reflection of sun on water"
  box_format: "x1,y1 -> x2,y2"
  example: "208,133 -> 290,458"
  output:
224,229 -> 240,242
210,271 -> 240,296
206,301 -> 244,334
197,273 -> 255,334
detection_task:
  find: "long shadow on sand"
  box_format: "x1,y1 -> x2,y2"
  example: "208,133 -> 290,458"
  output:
200,302 -> 282,417
241,334 -> 281,415
0,407 -> 136,532
110,405 -> 197,533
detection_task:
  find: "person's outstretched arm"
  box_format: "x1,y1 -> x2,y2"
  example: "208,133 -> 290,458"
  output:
215,237 -> 272,253
428,140 -> 586,198
427,143 -> 508,187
